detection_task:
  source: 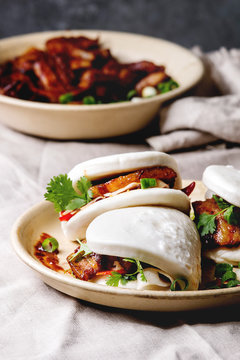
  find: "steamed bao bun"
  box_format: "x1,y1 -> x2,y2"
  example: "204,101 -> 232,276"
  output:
202,165 -> 240,265
62,151 -> 190,240
203,165 -> 240,207
86,207 -> 201,290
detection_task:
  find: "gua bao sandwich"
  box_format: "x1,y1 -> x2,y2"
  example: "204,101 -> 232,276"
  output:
193,165 -> 240,288
44,151 -> 201,291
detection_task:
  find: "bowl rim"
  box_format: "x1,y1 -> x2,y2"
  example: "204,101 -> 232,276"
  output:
0,29 -> 204,111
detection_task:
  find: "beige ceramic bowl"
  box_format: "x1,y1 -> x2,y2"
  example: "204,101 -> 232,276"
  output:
0,30 -> 204,139
11,180 -> 240,311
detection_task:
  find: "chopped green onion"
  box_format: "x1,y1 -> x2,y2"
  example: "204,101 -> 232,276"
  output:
59,93 -> 74,104
126,89 -> 137,100
140,178 -> 157,189
83,96 -> 97,105
215,263 -> 233,278
69,239 -> 92,262
142,86 -> 157,98
157,79 -> 179,94
42,237 -> 59,253
170,277 -> 189,291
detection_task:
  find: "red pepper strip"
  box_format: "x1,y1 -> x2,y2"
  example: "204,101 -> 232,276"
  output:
96,269 -> 126,276
181,181 -> 196,196
59,211 -> 76,221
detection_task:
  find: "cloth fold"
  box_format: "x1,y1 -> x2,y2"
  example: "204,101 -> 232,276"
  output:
147,48 -> 240,152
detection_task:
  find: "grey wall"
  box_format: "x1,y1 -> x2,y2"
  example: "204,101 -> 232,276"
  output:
0,0 -> 239,51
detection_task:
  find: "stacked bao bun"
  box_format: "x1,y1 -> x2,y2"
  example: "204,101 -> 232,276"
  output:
198,165 -> 240,266
61,151 -> 201,291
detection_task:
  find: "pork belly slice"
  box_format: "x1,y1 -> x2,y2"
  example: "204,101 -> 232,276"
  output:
193,197 -> 240,248
90,166 -> 177,199
67,249 -> 136,281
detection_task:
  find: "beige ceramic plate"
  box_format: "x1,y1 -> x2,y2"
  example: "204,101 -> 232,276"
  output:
0,30 -> 204,139
11,180 -> 240,311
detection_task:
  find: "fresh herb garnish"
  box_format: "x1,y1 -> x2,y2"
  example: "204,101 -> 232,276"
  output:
44,174 -> 93,212
197,213 -> 217,237
196,195 -> 240,237
157,79 -> 179,94
215,263 -> 233,278
42,237 -> 59,253
106,258 -> 147,287
140,178 -> 157,189
69,239 -> 92,262
170,277 -> 189,291
59,92 -> 74,104
206,263 -> 240,289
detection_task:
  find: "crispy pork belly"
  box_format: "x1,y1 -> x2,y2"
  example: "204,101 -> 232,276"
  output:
67,251 -> 111,281
90,166 -> 177,198
67,250 -> 136,281
193,197 -> 240,247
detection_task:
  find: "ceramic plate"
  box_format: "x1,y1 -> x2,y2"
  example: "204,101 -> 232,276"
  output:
0,30 -> 204,139
11,180 -> 240,311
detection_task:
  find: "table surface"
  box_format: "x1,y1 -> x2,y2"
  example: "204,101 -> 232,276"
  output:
1,122 -> 240,360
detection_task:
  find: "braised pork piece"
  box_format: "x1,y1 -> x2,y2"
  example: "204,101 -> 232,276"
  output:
90,166 -> 177,198
0,35 -> 175,104
193,197 -> 240,248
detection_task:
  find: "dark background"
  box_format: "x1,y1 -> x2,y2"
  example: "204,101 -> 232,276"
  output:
0,0 -> 239,51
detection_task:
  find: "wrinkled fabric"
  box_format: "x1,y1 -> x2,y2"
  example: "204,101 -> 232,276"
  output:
1,121 -> 240,360
147,48 -> 240,152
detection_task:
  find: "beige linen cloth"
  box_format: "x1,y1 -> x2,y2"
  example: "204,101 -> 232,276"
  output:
1,49 -> 240,360
147,48 -> 240,152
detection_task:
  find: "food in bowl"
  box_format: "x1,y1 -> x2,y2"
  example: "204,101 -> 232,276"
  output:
0,35 -> 179,104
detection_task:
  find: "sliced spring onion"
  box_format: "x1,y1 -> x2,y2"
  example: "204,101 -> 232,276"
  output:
126,89 -> 137,100
83,96 -> 97,105
59,93 -> 74,104
42,237 -> 59,253
170,277 -> 189,291
140,178 -> 157,189
142,86 -> 157,98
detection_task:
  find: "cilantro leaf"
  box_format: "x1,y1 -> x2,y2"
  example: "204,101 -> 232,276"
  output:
106,272 -> 123,287
77,176 -> 93,202
212,195 -> 230,210
106,258 -> 147,287
44,174 -> 93,212
215,263 -> 233,278
66,198 -> 87,211
44,174 -> 79,212
197,213 -> 217,237
224,205 -> 240,226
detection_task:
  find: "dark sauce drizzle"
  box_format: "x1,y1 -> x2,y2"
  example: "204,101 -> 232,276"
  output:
34,232 -> 64,272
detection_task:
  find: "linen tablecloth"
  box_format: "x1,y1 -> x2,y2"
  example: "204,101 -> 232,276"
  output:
1,122 -> 240,360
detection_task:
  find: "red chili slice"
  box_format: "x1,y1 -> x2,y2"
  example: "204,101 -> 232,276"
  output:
181,181 -> 196,196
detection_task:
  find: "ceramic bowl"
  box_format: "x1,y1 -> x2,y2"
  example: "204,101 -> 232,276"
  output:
0,30 -> 204,139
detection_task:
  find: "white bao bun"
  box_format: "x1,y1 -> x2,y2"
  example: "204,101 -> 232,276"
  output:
61,188 -> 190,240
68,151 -> 182,189
203,165 -> 240,207
86,206 -> 201,290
